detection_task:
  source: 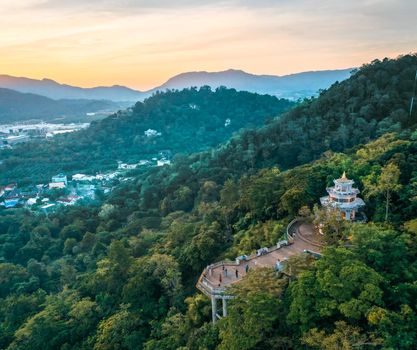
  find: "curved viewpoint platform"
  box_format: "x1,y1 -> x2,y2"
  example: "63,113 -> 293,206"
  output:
196,220 -> 322,322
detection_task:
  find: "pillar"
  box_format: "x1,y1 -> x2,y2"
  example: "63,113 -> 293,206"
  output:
222,298 -> 228,317
346,211 -> 351,221
211,296 -> 217,324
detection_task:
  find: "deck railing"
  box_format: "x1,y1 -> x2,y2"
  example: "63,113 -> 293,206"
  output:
196,222 -> 298,296
285,217 -> 303,242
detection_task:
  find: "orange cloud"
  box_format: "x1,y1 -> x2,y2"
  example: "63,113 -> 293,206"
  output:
0,0 -> 416,89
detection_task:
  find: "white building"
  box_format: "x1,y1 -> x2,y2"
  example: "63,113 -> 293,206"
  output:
26,198 -> 38,206
57,195 -> 80,206
3,134 -> 30,145
117,162 -> 137,170
49,174 -> 68,189
144,129 -> 161,137
320,172 -> 365,221
157,159 -> 171,167
72,174 -> 96,182
138,160 -> 150,166
41,203 -> 55,213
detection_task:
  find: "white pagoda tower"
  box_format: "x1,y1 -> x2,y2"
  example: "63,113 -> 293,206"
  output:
320,172 -> 365,221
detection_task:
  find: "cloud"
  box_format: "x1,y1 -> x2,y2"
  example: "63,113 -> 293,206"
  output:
27,0 -> 231,12
0,0 -> 415,89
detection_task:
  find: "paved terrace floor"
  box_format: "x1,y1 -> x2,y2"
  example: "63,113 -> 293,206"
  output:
201,223 -> 322,291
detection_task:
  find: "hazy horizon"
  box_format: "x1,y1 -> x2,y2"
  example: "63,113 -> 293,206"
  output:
1,0 -> 416,90
0,66 -> 355,91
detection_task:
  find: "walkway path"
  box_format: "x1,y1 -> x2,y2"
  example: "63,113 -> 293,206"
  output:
197,221 -> 322,297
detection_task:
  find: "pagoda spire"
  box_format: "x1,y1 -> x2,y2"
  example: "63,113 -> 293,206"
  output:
341,171 -> 347,180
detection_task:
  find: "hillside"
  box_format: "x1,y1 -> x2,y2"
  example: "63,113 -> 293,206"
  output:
0,88 -> 294,184
0,88 -> 127,123
1,54 -> 416,185
1,128 -> 417,349
0,54 -> 417,350
203,54 -> 417,171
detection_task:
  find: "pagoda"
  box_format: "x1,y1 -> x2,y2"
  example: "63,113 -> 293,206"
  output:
320,172 -> 365,221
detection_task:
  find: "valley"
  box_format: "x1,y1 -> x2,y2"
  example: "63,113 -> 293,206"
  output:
2,0 -> 417,348
0,54 -> 416,350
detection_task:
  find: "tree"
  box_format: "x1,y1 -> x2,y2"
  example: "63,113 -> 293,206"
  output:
0,291 -> 46,349
280,186 -> 307,216
404,218 -> 417,235
197,181 -> 219,203
182,221 -> 225,273
348,224 -> 408,281
233,220 -> 284,254
219,179 -> 239,240
298,205 -> 313,222
122,254 -> 183,317
364,163 -> 402,221
218,268 -> 289,350
288,247 -> 384,331
144,312 -> 189,350
7,290 -> 97,350
0,264 -> 29,298
302,321 -> 382,350
89,240 -> 132,298
239,168 -> 281,218
94,305 -> 145,350
313,205 -> 346,245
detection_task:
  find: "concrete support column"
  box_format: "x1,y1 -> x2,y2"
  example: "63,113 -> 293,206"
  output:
222,298 -> 228,317
346,211 -> 351,221
211,296 -> 217,324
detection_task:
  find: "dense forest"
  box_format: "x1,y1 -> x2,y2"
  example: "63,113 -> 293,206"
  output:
3,54 -> 416,185
0,54 -> 417,349
0,88 -> 293,185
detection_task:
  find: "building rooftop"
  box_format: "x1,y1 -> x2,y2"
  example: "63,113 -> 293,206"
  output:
335,171 -> 354,183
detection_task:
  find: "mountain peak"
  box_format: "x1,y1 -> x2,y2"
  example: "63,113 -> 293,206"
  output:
0,67 -> 354,102
155,68 -> 353,99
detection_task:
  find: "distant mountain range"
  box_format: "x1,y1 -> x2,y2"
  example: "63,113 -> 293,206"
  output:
0,88 -> 125,123
0,68 -> 353,103
0,75 -> 142,102
154,68 -> 354,100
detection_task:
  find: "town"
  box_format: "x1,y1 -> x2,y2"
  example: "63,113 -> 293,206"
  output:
0,155 -> 172,212
0,122 -> 89,149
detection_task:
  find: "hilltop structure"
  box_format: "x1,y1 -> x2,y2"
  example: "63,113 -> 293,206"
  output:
320,172 -> 365,221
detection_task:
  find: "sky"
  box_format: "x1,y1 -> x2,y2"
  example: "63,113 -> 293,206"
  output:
0,0 -> 416,90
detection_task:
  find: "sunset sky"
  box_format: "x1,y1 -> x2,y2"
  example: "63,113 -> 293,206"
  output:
0,0 -> 416,90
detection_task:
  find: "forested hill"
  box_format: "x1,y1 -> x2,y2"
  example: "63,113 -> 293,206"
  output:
126,54 -> 417,178
2,54 -> 416,185
0,88 -> 293,184
210,53 -> 417,172
1,54 -> 417,349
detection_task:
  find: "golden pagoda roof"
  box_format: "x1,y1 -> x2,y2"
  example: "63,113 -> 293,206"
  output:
338,171 -> 351,182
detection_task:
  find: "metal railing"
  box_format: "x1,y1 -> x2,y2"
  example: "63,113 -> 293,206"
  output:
197,218 -> 324,300
197,222 -> 299,296
285,217 -> 302,242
